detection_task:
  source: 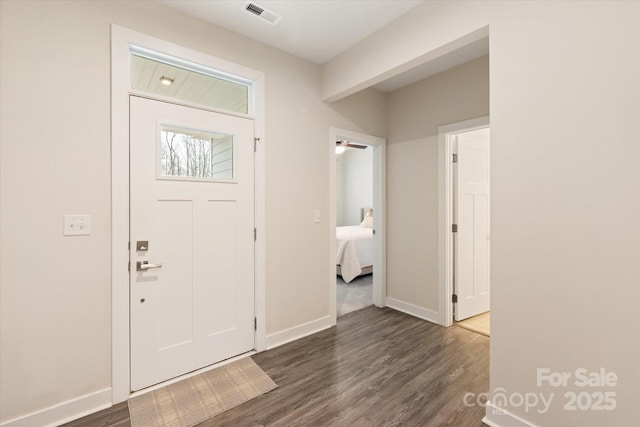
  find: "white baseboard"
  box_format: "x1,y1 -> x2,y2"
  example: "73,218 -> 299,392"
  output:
483,402 -> 534,427
0,388 -> 112,427
386,297 -> 439,324
266,315 -> 333,349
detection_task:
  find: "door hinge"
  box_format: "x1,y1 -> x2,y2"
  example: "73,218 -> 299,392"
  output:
254,137 -> 260,152
128,261 -> 130,272
253,227 -> 257,241
254,317 -> 257,330
452,153 -> 458,163
452,294 -> 458,303
452,224 -> 458,233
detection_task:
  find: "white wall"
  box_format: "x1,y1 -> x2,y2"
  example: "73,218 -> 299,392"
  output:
386,55 -> 489,310
0,0 -> 386,423
336,148 -> 373,226
325,1 -> 640,426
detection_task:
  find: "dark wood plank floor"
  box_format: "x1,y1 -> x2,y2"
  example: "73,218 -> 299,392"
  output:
64,307 -> 489,426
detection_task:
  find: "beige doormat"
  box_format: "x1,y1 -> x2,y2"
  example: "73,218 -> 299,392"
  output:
456,311 -> 490,336
128,357 -> 277,427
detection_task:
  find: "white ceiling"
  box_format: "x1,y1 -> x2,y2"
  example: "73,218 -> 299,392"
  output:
158,0 -> 489,94
158,0 -> 424,64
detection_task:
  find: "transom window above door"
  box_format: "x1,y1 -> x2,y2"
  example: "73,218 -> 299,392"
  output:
129,46 -> 252,115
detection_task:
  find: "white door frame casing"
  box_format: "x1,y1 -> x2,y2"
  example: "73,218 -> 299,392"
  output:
329,127 -> 387,324
437,116 -> 489,326
110,25 -> 266,403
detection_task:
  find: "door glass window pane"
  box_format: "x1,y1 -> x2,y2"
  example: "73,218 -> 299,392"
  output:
160,127 -> 234,180
131,54 -> 249,114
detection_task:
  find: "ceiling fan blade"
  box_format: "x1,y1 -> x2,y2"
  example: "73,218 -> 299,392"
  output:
345,143 -> 368,149
336,140 -> 368,149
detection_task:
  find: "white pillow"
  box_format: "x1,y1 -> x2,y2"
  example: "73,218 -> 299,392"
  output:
360,211 -> 373,228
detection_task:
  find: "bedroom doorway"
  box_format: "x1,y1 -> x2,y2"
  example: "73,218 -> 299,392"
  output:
329,128 -> 386,322
336,146 -> 374,316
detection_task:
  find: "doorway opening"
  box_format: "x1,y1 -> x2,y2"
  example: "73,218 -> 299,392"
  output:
438,116 -> 490,335
335,141 -> 374,316
111,25 -> 266,403
329,128 -> 386,324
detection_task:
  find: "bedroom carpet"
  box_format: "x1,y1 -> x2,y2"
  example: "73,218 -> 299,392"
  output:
336,273 -> 373,316
127,357 -> 276,427
456,311 -> 490,336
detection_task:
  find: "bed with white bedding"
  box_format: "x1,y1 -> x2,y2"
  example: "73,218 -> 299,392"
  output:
336,209 -> 374,283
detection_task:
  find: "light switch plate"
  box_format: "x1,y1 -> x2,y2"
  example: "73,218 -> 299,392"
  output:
313,210 -> 321,223
63,215 -> 91,236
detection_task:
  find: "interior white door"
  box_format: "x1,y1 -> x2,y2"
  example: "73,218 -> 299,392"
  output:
454,128 -> 490,321
129,96 -> 255,391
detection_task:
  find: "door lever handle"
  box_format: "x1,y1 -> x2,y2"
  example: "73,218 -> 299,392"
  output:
137,260 -> 163,271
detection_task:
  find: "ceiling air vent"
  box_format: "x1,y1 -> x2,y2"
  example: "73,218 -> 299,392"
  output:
244,1 -> 282,25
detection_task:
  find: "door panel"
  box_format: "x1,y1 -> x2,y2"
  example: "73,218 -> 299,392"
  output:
155,200 -> 193,350
129,96 -> 255,391
455,128 -> 490,321
196,200 -> 239,336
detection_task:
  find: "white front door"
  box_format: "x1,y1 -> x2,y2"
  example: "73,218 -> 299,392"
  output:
129,96 -> 255,391
454,128 -> 490,321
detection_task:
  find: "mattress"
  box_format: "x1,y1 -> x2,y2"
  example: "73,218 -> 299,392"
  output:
336,225 -> 374,283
